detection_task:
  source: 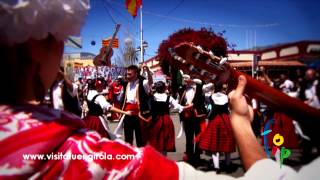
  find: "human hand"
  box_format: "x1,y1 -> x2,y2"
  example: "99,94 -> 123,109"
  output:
228,75 -> 254,122
125,111 -> 137,116
184,103 -> 193,110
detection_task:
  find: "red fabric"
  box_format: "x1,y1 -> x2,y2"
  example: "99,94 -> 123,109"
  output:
199,113 -> 235,153
181,107 -> 195,119
0,105 -> 179,179
194,117 -> 207,143
148,114 -> 175,152
124,103 -> 139,113
108,82 -> 122,102
83,115 -> 110,139
109,83 -> 123,120
266,112 -> 299,149
157,28 -> 227,76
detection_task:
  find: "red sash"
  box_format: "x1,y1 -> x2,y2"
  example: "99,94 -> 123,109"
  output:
124,103 -> 139,114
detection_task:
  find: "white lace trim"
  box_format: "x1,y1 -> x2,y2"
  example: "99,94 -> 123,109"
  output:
0,0 -> 90,45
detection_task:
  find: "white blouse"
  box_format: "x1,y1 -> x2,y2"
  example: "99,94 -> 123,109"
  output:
153,93 -> 184,113
87,90 -> 111,112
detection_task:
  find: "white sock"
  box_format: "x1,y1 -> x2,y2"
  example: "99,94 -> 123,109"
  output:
212,153 -> 220,169
275,148 -> 280,163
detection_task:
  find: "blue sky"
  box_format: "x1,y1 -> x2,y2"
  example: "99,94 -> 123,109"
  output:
65,0 -> 320,63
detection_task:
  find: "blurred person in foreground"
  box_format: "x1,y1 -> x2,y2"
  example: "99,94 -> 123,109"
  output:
0,1 -> 319,179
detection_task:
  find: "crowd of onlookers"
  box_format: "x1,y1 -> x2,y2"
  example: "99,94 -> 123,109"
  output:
72,66 -> 126,82
255,67 -> 320,110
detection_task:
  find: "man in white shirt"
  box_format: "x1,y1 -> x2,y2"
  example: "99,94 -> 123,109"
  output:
303,69 -> 320,109
121,65 -> 153,147
279,74 -> 294,94
179,75 -> 201,167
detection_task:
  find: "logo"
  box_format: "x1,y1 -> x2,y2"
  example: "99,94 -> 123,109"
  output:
262,119 -> 292,168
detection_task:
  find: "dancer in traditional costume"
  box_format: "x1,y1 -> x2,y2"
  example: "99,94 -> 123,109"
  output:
178,75 -> 201,166
84,79 -> 131,139
199,83 -> 235,171
108,76 -> 123,121
263,75 -> 300,149
121,65 -> 153,147
178,75 -> 208,167
148,81 -> 192,156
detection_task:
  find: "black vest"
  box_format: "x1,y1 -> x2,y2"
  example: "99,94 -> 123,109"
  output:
207,97 -> 229,120
86,94 -> 104,116
152,95 -> 170,115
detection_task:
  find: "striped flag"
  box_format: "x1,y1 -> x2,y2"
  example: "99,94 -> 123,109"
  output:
125,0 -> 142,17
102,37 -> 119,48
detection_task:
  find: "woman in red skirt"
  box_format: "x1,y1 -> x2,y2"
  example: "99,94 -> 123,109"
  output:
148,81 -> 192,156
84,79 -> 131,139
108,77 -> 123,121
265,112 -> 299,149
199,83 -> 235,170
263,83 -> 300,150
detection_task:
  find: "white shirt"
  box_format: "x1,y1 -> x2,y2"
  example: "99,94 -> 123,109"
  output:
87,90 -> 111,112
183,83 -> 212,105
203,83 -> 214,93
154,93 -> 184,113
52,80 -> 78,110
280,79 -> 294,94
184,86 -> 196,105
305,80 -> 320,109
177,157 -> 320,180
125,79 -> 150,104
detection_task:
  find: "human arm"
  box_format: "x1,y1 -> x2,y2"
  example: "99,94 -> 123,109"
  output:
193,108 -> 206,118
95,95 -> 132,116
169,96 -> 188,113
228,75 -> 267,171
60,70 -> 78,97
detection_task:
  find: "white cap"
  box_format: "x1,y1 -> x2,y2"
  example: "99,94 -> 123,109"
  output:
193,79 -> 202,85
182,74 -> 190,80
211,92 -> 228,105
0,0 -> 90,45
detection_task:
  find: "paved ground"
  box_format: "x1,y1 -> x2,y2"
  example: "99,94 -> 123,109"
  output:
108,113 -> 305,177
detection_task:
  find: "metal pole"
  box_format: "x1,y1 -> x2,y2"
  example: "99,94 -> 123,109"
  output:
251,30 -> 256,78
140,5 -> 144,63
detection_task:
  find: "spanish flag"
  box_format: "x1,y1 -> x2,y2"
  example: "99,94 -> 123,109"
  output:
126,0 -> 142,17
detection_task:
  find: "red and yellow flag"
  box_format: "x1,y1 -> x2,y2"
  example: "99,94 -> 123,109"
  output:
102,37 -> 119,48
125,0 -> 142,17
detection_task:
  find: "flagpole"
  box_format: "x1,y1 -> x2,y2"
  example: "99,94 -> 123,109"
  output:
140,4 -> 144,63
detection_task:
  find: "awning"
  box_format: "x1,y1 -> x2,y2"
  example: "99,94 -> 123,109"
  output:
229,60 -> 305,68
